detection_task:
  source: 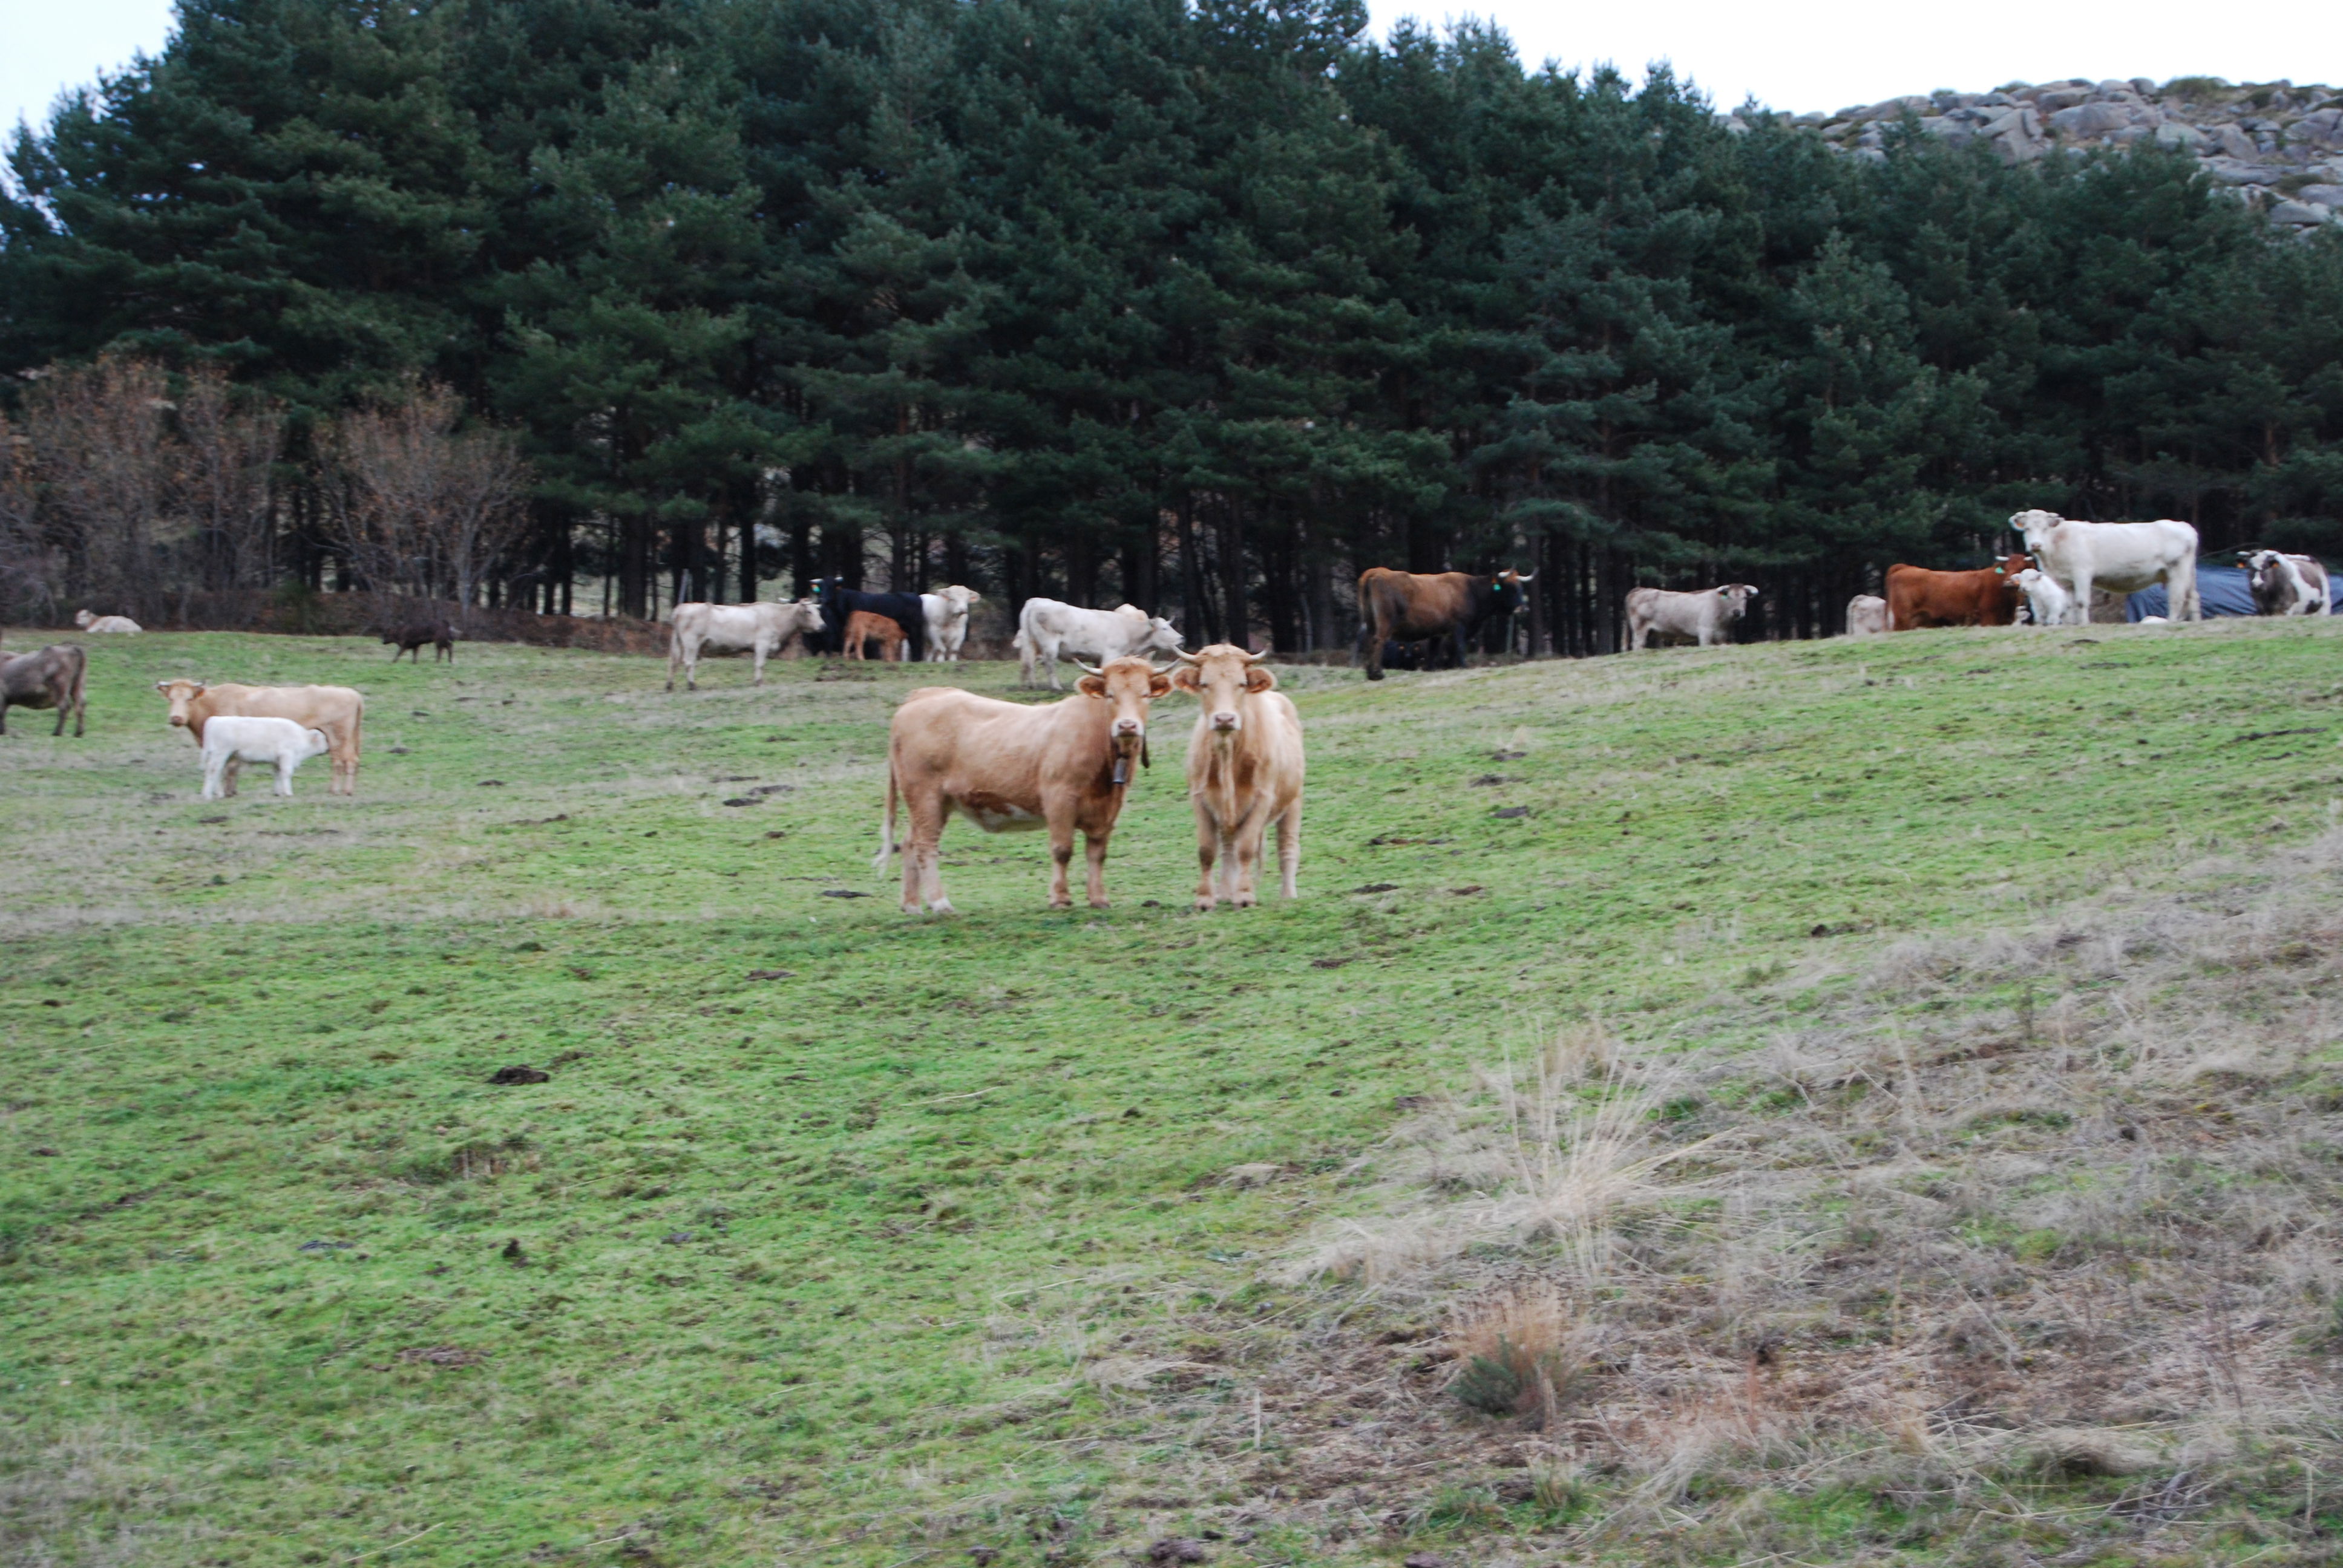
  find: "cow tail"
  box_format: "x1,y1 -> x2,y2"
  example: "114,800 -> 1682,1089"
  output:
874,754 -> 899,877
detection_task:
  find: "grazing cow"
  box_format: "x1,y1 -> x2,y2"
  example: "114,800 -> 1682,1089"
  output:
1884,556 -> 2030,630
2010,568 -> 2074,631
812,579 -> 928,663
1845,594 -> 1890,636
2244,550 -> 2330,618
2010,509 -> 2201,622
1173,645 -> 1304,912
200,716 -> 331,799
73,610 -> 142,633
843,609 -> 909,662
1624,584 -> 1760,649
156,680 -> 365,795
667,599 -> 822,690
1355,568 -> 1532,680
0,644 -> 88,736
382,620 -> 455,663
877,654 -> 1173,912
922,586 -> 981,662
1015,599 -> 1184,691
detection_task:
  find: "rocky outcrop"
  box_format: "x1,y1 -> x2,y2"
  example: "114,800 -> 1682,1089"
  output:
1722,78 -> 2343,235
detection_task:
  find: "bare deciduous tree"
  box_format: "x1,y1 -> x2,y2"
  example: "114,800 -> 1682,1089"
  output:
318,380 -> 529,626
175,366 -> 284,592
0,414 -> 54,622
19,357 -> 179,619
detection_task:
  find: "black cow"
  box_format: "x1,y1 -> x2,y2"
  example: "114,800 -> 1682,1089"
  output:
1,644 -> 89,736
811,578 -> 929,663
1354,568 -> 1532,681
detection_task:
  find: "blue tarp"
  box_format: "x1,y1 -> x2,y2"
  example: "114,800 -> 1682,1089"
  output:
2126,562 -> 2342,620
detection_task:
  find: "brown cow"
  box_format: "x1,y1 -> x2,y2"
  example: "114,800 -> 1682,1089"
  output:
156,680 -> 365,795
382,620 -> 455,662
842,609 -> 909,662
877,654 -> 1173,913
1355,568 -> 1532,680
1,645 -> 89,736
1884,554 -> 2031,631
1174,645 -> 1305,912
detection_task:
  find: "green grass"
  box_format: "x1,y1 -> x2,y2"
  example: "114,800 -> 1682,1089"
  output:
4,619 -> 2341,1566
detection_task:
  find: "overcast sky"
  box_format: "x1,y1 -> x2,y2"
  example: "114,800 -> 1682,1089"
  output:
2,0 -> 2336,145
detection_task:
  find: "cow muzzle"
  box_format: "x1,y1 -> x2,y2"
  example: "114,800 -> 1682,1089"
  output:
168,714 -> 188,727
1211,711 -> 1240,733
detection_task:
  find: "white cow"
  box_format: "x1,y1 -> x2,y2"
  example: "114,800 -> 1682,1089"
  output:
2009,510 -> 2200,623
667,599 -> 823,690
922,586 -> 982,662
1015,599 -> 1184,691
2010,568 -> 2074,630
2244,550 -> 2330,617
74,610 -> 142,633
1844,593 -> 1890,636
200,716 -> 331,799
1624,584 -> 1758,650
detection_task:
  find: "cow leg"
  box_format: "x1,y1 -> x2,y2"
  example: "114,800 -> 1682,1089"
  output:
223,757 -> 241,798
1276,801 -> 1301,899
1194,807 -> 1221,911
2067,567 -> 2092,627
1230,805 -> 1276,907
752,639 -> 769,686
1045,808 -> 1078,907
202,756 -> 224,800
1045,641 -> 1064,693
1083,829 -> 1112,909
1361,620 -> 1384,681
276,759 -> 296,797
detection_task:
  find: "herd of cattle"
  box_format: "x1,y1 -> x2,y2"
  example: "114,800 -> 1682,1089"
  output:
1,508 -> 2335,909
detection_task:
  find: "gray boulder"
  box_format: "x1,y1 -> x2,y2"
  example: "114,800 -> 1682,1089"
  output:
2155,122 -> 2207,151
2296,184 -> 2343,209
2210,123 -> 2259,160
2292,108 -> 2343,146
2201,155 -> 2280,185
2129,77 -> 2158,96
2268,198 -> 2336,224
2037,86 -> 2093,111
2050,102 -> 2134,137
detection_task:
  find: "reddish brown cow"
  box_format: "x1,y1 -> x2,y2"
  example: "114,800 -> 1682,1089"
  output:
1884,554 -> 2032,631
877,655 -> 1173,913
1354,567 -> 1532,680
842,609 -> 909,662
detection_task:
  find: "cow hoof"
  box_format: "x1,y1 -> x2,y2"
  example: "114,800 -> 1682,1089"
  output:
901,901 -> 922,915
1049,898 -> 1072,910
1365,669 -> 1385,682
1194,898 -> 1216,913
929,900 -> 957,916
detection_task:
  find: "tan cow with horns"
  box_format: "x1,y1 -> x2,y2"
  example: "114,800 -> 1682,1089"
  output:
877,654 -> 1174,913
1174,645 -> 1304,912
156,679 -> 365,795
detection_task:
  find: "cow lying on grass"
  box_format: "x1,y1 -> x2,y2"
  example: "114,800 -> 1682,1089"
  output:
1,644 -> 88,736
74,610 -> 142,633
200,716 -> 332,799
1175,645 -> 1304,912
878,654 -> 1173,913
156,679 -> 365,795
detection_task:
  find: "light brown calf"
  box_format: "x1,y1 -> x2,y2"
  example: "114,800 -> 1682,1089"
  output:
842,609 -> 908,662
1174,645 -> 1303,912
877,655 -> 1173,912
156,679 -> 365,795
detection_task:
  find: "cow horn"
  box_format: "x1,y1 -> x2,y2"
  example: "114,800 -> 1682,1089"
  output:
1513,570 -> 1535,582
1172,649 -> 1203,664
1242,648 -> 1270,663
1073,659 -> 1106,676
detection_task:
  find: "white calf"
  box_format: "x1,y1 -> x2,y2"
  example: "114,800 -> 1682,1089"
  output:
2010,509 -> 2200,622
2010,569 -> 2074,630
200,716 -> 332,799
1624,584 -> 1759,649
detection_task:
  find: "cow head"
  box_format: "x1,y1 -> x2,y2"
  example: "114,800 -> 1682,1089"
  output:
155,678 -> 208,727
1173,645 -> 1275,739
73,609 -> 95,628
2010,509 -> 2064,551
1719,584 -> 1759,619
791,599 -> 825,635
1492,569 -> 1535,612
1138,616 -> 1185,656
1075,656 -> 1175,776
937,585 -> 980,615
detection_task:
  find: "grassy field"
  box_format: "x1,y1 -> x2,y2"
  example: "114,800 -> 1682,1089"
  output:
5,619 -> 2343,1566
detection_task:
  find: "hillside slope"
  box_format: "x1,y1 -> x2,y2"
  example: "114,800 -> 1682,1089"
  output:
4,622 -> 2342,1565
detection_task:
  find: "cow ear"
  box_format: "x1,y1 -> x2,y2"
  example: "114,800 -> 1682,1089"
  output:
1170,665 -> 1202,693
1149,673 -> 1175,697
1076,674 -> 1109,699
1244,664 -> 1278,693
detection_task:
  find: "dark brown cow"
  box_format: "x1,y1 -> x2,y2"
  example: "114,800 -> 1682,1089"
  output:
382,621 -> 455,662
877,655 -> 1173,912
1355,568 -> 1532,680
0,644 -> 89,736
1884,554 -> 2031,631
